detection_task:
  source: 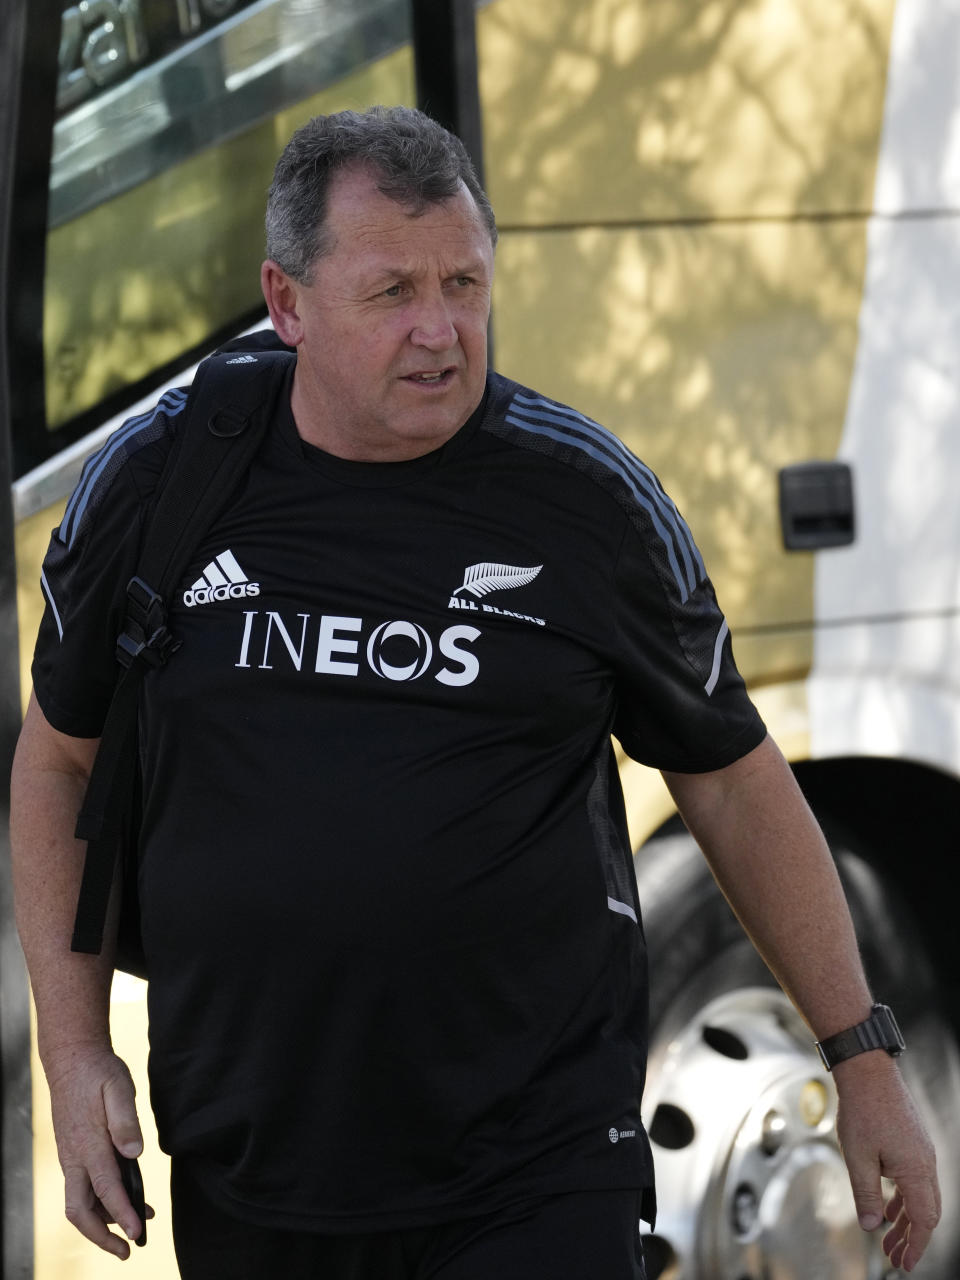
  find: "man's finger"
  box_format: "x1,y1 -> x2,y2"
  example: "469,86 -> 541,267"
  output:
103,1068 -> 143,1158
883,1189 -> 903,1223
63,1164 -> 132,1260
885,1176 -> 942,1273
90,1157 -> 145,1248
845,1158 -> 885,1232
882,1211 -> 909,1269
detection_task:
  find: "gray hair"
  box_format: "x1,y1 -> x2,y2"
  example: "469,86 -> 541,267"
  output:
265,105 -> 498,283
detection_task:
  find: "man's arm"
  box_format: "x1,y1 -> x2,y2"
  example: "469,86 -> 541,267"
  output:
662,732 -> 941,1274
10,692 -> 146,1259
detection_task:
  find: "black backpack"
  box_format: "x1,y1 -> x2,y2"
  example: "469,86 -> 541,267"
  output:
71,331 -> 295,979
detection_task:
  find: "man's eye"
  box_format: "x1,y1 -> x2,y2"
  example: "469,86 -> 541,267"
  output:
383,284 -> 403,297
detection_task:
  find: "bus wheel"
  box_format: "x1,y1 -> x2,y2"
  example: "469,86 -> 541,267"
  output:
634,823 -> 960,1280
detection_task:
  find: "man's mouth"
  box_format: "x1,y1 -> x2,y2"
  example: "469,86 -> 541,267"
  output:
404,369 -> 454,384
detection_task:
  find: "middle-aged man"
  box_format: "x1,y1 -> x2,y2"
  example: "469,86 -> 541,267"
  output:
11,106 -> 940,1279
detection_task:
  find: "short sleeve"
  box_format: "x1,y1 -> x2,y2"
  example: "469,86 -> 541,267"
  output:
31,394 -> 183,737
611,512 -> 766,773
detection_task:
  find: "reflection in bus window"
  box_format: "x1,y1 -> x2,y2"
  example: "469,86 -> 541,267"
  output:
45,0 -> 413,439
56,1 -> 263,116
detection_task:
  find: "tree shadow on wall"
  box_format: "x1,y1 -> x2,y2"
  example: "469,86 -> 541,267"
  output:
481,0 -> 901,629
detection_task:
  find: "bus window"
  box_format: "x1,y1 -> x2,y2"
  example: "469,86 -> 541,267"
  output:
33,0 -> 414,468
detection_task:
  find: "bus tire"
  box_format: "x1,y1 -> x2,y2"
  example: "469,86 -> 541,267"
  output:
634,819 -> 960,1280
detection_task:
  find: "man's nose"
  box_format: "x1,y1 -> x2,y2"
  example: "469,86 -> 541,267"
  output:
410,293 -> 458,349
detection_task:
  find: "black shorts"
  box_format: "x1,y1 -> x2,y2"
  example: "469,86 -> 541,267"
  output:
171,1162 -> 647,1280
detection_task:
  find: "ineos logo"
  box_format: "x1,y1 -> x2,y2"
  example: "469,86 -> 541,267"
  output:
235,611 -> 481,687
366,621 -> 433,681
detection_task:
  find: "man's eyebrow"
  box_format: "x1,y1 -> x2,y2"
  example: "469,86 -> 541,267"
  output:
357,263 -> 417,290
363,257 -> 490,286
362,264 -> 404,283
449,259 -> 490,277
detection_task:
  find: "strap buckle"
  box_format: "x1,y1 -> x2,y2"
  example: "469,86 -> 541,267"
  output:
115,576 -> 182,669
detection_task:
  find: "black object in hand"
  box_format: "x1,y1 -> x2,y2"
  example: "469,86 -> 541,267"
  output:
117,1152 -> 147,1247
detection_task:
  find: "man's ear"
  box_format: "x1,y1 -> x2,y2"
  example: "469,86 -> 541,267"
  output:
261,260 -> 304,347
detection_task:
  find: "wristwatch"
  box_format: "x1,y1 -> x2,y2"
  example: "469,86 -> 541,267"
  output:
815,1003 -> 906,1071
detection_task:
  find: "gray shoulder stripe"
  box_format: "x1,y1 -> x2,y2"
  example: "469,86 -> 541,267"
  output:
512,395 -> 685,536
512,393 -> 705,585
60,389 -> 188,549
704,619 -> 730,696
504,395 -> 705,602
607,896 -> 638,924
40,570 -> 64,641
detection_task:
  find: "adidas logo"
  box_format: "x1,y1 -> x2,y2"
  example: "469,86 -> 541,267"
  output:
225,354 -> 257,364
183,550 -> 260,607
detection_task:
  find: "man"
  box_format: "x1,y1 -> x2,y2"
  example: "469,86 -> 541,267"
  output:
11,106 -> 939,1278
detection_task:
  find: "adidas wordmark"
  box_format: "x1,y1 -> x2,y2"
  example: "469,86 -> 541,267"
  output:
184,550 -> 260,607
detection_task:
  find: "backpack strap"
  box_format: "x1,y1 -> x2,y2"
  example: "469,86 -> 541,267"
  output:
71,345 -> 295,965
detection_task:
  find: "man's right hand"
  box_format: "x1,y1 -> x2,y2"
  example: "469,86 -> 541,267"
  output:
45,1043 -> 149,1258
11,699 -> 150,1256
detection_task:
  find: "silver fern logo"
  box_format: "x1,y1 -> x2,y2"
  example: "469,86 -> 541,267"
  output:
448,562 -> 546,627
453,562 -> 543,599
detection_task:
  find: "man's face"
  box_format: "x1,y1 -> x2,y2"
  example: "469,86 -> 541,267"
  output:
266,165 -> 495,462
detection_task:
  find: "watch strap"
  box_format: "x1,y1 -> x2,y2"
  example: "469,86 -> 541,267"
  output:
816,1003 -> 905,1071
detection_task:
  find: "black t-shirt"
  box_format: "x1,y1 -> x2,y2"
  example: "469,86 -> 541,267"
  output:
34,368 -> 765,1232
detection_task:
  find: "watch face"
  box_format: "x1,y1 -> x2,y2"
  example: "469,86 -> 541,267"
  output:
874,1003 -> 906,1055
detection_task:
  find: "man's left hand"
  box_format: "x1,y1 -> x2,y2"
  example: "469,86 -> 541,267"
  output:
834,1053 -> 941,1272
